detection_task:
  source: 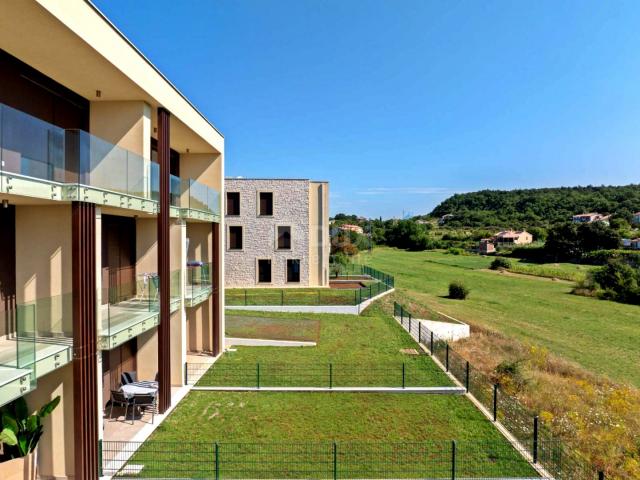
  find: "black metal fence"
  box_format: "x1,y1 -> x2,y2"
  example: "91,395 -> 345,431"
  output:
100,439 -> 542,479
186,360 -> 449,388
332,263 -> 395,288
393,302 -> 605,480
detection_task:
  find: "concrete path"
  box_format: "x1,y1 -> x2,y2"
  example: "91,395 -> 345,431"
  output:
225,337 -> 317,348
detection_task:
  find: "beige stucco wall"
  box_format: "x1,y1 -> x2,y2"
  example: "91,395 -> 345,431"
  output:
25,363 -> 74,479
187,301 -> 213,353
308,182 -> 330,287
136,328 -> 157,382
14,205 -> 73,336
90,100 -> 151,159
180,153 -> 222,191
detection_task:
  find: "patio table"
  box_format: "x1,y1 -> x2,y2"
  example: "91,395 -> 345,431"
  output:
121,381 -> 158,399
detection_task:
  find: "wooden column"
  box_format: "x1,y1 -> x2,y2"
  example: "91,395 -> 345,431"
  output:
157,107 -> 171,413
212,221 -> 221,356
72,201 -> 98,480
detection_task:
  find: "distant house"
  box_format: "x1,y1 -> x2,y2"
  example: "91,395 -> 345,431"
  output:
631,239 -> 640,250
494,230 -> 533,246
572,213 -> 610,225
622,238 -> 632,248
438,214 -> 454,225
478,238 -> 496,254
632,212 -> 640,225
338,224 -> 364,235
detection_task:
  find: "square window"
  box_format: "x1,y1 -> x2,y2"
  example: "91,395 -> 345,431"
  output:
226,192 -> 240,216
287,259 -> 300,283
259,192 -> 273,216
277,226 -> 291,250
229,226 -> 243,250
258,259 -> 272,283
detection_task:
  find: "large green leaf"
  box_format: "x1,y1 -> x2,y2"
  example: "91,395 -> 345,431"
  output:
14,397 -> 28,423
38,396 -> 60,418
1,413 -> 18,435
0,427 -> 18,446
25,415 -> 38,434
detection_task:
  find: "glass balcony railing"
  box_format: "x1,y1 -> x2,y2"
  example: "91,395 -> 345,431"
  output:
99,272 -> 160,350
0,303 -> 36,407
185,261 -> 213,307
170,269 -> 182,313
183,179 -> 220,218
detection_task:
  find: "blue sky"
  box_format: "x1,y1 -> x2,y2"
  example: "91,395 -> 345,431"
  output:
94,0 -> 640,218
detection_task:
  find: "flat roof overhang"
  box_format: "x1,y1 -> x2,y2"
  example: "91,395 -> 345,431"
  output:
0,0 -> 223,156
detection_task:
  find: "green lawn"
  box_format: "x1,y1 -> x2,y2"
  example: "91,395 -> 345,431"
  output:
225,313 -> 321,342
208,306 -> 450,386
131,392 -> 537,478
225,287 -> 360,306
364,247 -> 640,386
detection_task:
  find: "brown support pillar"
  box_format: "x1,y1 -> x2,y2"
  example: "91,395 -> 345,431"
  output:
212,221 -> 221,356
157,107 -> 171,413
72,201 -> 98,480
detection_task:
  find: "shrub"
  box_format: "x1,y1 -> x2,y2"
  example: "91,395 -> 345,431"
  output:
490,257 -> 512,270
448,281 -> 469,299
447,247 -> 464,255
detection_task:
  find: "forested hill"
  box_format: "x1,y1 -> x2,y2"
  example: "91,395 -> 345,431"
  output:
429,185 -> 640,227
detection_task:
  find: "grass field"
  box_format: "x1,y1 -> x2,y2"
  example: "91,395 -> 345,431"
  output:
225,313 -> 321,341
131,306 -> 536,478
226,286 -> 368,306
364,248 -> 640,387
209,306 -> 450,386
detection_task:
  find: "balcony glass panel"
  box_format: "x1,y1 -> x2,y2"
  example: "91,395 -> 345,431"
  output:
170,269 -> 182,313
185,179 -> 220,216
185,261 -> 212,306
0,301 -> 36,404
0,103 -> 66,182
149,164 -> 182,208
99,271 -> 160,350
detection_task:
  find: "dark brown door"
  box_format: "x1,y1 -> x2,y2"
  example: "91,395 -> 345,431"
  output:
101,215 -> 136,304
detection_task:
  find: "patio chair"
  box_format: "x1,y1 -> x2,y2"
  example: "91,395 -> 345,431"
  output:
121,371 -> 137,386
109,390 -> 134,425
132,393 -> 157,424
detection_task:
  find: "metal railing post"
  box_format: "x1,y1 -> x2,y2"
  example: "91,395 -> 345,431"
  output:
465,361 -> 469,392
215,442 -> 220,480
418,321 -> 422,343
281,290 -> 284,306
184,362 -> 188,386
257,363 -> 261,389
402,362 -> 406,389
244,289 -> 247,306
445,344 -> 449,372
533,415 -> 539,464
329,363 -> 333,389
408,314 -> 412,335
333,442 -> 338,480
451,440 -> 456,480
493,384 -> 499,422
430,332 -> 434,355
98,439 -> 103,477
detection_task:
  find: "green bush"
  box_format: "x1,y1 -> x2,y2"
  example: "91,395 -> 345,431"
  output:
448,281 -> 469,299
490,257 -> 512,270
446,247 -> 464,255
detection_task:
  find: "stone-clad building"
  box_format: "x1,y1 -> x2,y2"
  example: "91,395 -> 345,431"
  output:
225,178 -> 330,287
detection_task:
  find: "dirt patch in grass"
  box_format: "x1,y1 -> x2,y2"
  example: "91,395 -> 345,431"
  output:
225,314 -> 321,342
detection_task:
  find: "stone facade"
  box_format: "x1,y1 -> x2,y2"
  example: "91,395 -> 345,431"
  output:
224,179 -> 329,287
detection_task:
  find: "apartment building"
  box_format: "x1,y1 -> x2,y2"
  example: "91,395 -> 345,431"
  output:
0,1 -> 224,478
225,178 -> 329,287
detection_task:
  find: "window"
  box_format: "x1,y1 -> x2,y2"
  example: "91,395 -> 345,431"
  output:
228,226 -> 243,250
287,259 -> 300,283
258,259 -> 272,283
226,192 -> 240,216
259,192 -> 273,216
277,226 -> 291,250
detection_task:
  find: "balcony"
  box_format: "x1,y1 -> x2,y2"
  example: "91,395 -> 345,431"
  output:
0,103 -> 220,221
170,269 -> 182,313
99,275 -> 159,350
0,294 -> 74,407
185,261 -> 212,307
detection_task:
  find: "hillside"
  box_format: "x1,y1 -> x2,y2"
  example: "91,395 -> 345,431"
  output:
429,184 -> 640,227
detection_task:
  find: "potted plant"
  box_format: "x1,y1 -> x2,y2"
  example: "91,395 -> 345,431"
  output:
0,396 -> 60,480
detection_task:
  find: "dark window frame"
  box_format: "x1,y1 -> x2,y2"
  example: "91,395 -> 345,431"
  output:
228,226 -> 243,250
277,226 -> 292,250
226,192 -> 241,216
257,259 -> 272,283
258,191 -> 274,216
286,259 -> 301,283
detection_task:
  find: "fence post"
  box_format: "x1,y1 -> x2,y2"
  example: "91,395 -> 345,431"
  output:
333,442 -> 338,480
430,332 -> 434,355
533,415 -> 539,464
257,363 -> 260,389
369,284 -> 372,299
408,314 -> 412,335
400,307 -> 404,323
445,342 -> 449,372
465,361 -> 469,392
402,362 -> 406,389
215,442 -> 220,480
244,289 -> 247,305
281,290 -> 284,306
329,363 -> 333,389
318,290 -> 321,305
451,440 -> 456,480
493,384 -> 498,422
98,439 -> 103,477
184,362 -> 188,386
354,290 -> 357,305
418,322 -> 422,343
